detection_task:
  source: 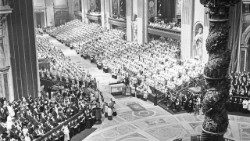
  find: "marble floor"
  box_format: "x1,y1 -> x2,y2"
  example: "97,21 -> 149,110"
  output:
45,34 -> 250,141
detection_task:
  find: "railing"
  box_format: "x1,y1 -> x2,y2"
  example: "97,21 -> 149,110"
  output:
34,111 -> 85,141
86,13 -> 101,23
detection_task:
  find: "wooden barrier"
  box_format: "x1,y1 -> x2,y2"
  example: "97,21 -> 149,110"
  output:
34,111 -> 85,141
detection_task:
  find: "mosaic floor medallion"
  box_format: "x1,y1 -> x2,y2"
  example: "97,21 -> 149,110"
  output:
116,133 -> 148,141
134,110 -> 155,117
239,123 -> 250,141
146,124 -> 190,141
127,102 -> 146,111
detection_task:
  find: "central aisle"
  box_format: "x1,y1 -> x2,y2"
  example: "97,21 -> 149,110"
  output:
44,34 -> 244,141
47,34 -> 117,102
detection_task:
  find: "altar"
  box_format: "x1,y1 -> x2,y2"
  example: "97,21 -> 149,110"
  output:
110,83 -> 126,96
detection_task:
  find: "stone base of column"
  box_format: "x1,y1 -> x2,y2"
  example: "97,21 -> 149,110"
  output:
200,131 -> 224,141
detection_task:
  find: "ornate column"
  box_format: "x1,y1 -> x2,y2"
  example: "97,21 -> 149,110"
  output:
200,0 -> 240,140
0,0 -> 13,101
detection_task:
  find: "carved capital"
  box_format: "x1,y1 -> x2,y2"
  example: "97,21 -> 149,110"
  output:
0,4 -> 12,24
0,66 -> 10,72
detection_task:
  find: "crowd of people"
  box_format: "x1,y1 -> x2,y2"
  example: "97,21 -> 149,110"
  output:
0,32 -> 120,141
0,82 -> 102,141
148,20 -> 181,31
37,35 -> 91,86
230,72 -> 250,97
46,20 -> 104,49
47,20 -> 204,98
226,72 -> 250,113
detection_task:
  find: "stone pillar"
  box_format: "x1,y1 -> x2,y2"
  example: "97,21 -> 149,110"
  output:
126,0 -> 133,42
144,0 -> 148,43
137,0 -> 145,45
68,0 -> 75,20
82,0 -> 90,23
181,0 -> 194,60
7,0 -> 39,99
104,0 -> 111,29
45,0 -> 55,27
101,0 -> 105,27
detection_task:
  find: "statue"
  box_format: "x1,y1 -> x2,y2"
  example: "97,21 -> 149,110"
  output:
0,45 -> 5,67
194,26 -> 203,60
132,18 -> 138,42
0,23 -> 5,68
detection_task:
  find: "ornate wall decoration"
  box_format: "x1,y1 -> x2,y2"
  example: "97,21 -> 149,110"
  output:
112,0 -> 119,18
132,20 -> 138,42
74,0 -> 80,11
148,0 -> 157,19
90,0 -> 97,12
119,0 -> 126,19
176,0 -> 182,17
0,23 -> 5,67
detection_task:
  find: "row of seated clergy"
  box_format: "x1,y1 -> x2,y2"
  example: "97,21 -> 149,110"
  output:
230,72 -> 250,97
40,70 -> 98,90
0,80 -> 102,141
227,97 -> 250,113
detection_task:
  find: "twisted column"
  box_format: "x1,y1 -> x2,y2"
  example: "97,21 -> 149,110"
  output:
199,0 -> 240,140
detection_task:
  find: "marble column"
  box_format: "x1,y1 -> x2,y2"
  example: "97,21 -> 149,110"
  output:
7,0 -> 39,100
104,0 -> 111,29
45,0 -> 55,27
181,0 -> 194,59
144,0 -> 148,43
126,0 -> 133,42
101,0 -> 105,27
82,0 -> 90,23
137,0 -> 145,45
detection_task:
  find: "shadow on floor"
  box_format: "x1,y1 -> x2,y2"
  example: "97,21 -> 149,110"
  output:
71,128 -> 97,141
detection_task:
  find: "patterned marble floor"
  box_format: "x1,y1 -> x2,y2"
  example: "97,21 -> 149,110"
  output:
45,34 -> 250,141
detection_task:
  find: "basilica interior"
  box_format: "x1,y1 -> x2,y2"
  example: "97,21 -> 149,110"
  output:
0,0 -> 250,141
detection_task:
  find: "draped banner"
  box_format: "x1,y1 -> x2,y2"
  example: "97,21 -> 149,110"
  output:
228,2 -> 242,73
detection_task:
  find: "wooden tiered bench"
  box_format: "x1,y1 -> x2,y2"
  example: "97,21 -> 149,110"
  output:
87,13 -> 101,23
109,18 -> 126,29
147,26 -> 181,40
34,111 -> 85,141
